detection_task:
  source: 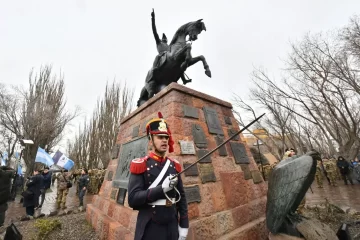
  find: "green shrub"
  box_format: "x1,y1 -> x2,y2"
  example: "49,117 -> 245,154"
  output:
34,219 -> 62,240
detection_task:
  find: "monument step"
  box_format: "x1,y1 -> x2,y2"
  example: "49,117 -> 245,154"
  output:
87,204 -> 132,240
217,216 -> 267,240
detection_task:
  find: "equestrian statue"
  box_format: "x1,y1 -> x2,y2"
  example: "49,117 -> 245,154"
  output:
137,9 -> 211,107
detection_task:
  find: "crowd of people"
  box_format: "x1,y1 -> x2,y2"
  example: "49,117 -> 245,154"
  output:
0,166 -> 93,222
24,167 -> 93,218
258,148 -> 360,188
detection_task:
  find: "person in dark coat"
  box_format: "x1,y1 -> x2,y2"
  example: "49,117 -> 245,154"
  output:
38,167 -> 52,209
0,166 -> 15,227
78,168 -> 90,210
337,156 -> 354,185
23,170 -> 43,217
128,112 -> 189,240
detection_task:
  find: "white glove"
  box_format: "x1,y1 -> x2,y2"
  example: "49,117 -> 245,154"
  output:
162,175 -> 178,193
178,226 -> 188,240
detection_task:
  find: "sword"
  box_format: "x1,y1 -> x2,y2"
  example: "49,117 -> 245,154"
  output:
172,113 -> 266,179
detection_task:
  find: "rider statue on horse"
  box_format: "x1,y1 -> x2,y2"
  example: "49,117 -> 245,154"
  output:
137,9 -> 211,107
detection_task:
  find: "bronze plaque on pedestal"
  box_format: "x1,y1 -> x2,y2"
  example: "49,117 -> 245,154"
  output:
196,149 -> 212,163
203,106 -> 224,135
227,129 -> 240,141
215,135 -> 228,156
117,188 -> 127,205
183,163 -> 199,176
192,124 -> 208,148
183,105 -> 199,119
240,164 -> 252,180
230,142 -> 250,164
184,185 -> 201,203
112,136 -> 149,189
199,164 -> 216,183
179,140 -> 196,155
110,188 -> 117,200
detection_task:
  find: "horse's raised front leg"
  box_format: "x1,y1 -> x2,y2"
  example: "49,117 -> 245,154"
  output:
178,43 -> 192,72
187,55 -> 212,78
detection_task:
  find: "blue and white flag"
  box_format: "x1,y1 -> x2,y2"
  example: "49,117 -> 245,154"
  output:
1,151 -> 8,166
17,165 -> 23,175
52,150 -> 74,170
35,147 -> 54,166
3,151 -> 8,160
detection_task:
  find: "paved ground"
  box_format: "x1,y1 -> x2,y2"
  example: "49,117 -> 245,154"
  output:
4,174 -> 360,226
306,176 -> 360,211
4,181 -> 93,225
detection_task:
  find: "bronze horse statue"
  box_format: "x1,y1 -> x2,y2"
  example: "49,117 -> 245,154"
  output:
137,16 -> 211,107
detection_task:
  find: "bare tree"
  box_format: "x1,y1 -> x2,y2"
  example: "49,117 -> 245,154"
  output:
0,65 -> 78,175
245,29 -> 360,160
233,16 -> 360,160
69,80 -> 134,169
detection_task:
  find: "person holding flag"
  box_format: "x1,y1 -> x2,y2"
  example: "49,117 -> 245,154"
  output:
37,166 -> 52,209
52,150 -> 75,210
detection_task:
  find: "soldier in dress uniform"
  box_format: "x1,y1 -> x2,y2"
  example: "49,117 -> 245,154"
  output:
128,112 -> 189,240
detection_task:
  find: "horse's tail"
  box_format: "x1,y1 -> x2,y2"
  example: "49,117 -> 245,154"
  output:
137,87 -> 148,107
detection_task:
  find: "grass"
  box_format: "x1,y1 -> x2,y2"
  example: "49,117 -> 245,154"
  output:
32,219 -> 61,240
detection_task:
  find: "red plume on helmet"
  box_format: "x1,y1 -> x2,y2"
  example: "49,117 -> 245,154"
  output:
158,112 -> 163,118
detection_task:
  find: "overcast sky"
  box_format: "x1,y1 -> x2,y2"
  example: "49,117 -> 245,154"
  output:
1,0 -> 359,151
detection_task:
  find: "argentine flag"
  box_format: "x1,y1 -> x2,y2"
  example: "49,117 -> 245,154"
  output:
35,147 -> 54,166
17,165 -> 23,175
53,150 -> 74,170
1,151 -> 8,166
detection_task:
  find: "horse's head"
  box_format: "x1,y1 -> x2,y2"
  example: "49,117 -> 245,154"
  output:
186,19 -> 206,41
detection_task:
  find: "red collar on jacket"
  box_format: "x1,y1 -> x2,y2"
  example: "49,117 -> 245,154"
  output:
148,152 -> 166,162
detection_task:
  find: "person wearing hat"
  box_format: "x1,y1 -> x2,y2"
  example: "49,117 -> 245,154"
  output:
151,9 -> 191,86
128,112 -> 189,240
37,166 -> 52,209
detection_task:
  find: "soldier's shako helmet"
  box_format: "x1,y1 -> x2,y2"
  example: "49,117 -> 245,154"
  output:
146,112 -> 174,153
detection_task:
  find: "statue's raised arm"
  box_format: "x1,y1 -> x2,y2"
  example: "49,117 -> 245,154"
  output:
151,9 -> 161,44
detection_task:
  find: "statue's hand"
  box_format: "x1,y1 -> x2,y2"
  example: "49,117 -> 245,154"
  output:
151,9 -> 155,18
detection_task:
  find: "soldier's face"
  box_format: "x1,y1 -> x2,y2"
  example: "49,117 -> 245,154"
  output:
152,135 -> 169,153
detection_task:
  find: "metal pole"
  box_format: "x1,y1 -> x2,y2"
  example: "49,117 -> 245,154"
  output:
10,148 -> 24,200
174,113 -> 266,177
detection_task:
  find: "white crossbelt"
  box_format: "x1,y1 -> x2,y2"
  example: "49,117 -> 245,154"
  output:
148,159 -> 171,206
148,159 -> 170,189
149,198 -> 176,205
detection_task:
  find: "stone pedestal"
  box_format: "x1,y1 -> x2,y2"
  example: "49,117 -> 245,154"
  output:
86,83 -> 268,240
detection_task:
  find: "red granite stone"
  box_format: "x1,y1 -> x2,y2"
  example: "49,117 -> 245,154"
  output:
216,211 -> 235,236
191,215 -> 218,240
220,171 -> 251,208
188,203 -> 200,220
113,205 -> 133,228
107,202 -> 116,218
86,204 -> 93,223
